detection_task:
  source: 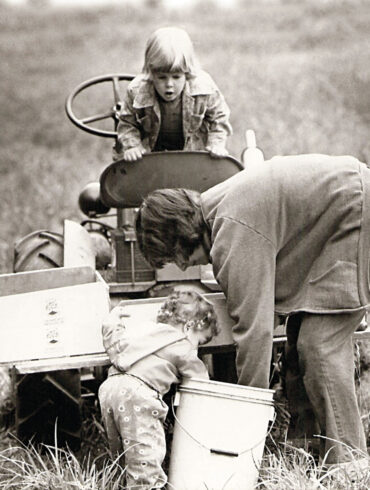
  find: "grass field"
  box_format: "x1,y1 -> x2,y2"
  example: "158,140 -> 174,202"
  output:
1,0 -> 370,272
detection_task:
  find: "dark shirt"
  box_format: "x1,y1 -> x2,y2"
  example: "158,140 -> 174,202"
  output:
154,95 -> 185,151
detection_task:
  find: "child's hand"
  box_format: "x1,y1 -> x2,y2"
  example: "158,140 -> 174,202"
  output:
103,305 -> 130,331
206,144 -> 229,159
123,145 -> 146,161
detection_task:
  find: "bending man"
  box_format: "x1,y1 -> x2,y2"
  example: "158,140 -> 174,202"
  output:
135,153 -> 369,465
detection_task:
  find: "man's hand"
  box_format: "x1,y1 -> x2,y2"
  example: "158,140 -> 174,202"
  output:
206,144 -> 229,159
123,144 -> 146,161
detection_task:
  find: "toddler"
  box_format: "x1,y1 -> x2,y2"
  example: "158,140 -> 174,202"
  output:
113,26 -> 232,162
98,289 -> 219,489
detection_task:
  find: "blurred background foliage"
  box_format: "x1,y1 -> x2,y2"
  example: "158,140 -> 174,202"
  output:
1,0 -> 370,272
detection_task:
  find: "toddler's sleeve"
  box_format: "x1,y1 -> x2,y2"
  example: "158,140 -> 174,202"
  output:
113,87 -> 143,159
176,344 -> 210,380
101,306 -> 127,356
204,87 -> 232,148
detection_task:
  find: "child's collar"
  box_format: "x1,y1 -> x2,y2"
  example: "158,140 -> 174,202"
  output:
186,71 -> 215,96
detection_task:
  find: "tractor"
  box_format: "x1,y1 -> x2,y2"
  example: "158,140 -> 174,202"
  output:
13,74 -> 260,297
4,74 -> 264,450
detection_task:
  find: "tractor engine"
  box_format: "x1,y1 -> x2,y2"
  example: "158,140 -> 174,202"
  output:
78,182 -> 155,288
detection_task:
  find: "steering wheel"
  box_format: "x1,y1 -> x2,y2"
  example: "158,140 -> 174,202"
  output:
65,74 -> 135,138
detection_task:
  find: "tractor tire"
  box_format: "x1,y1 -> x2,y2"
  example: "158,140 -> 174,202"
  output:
14,230 -> 64,272
13,229 -> 83,450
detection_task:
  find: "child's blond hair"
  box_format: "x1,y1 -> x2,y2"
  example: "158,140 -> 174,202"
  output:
143,27 -> 199,78
157,289 -> 219,341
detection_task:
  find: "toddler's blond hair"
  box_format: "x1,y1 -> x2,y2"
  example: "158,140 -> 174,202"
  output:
157,289 -> 219,341
143,27 -> 199,78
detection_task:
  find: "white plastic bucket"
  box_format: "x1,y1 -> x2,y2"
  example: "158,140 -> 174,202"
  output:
168,378 -> 275,490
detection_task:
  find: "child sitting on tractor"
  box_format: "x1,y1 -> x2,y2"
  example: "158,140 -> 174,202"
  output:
113,26 -> 232,162
98,289 -> 219,489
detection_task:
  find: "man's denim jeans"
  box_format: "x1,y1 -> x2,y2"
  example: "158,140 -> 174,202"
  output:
285,310 -> 367,464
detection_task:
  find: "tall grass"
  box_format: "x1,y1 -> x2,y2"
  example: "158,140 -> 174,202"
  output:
1,0 -> 370,272
0,347 -> 369,489
259,444 -> 370,489
0,441 -> 125,489
0,429 -> 369,489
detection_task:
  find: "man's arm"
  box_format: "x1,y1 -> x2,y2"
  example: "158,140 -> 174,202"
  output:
211,218 -> 276,388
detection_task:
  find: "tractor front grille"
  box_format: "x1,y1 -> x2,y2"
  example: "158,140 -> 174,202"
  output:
111,229 -> 155,283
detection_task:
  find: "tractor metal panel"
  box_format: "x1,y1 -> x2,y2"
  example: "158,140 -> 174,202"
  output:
63,219 -> 95,269
100,151 -> 243,208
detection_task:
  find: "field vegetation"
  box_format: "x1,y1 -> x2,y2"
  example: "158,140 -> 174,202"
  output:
1,0 -> 370,487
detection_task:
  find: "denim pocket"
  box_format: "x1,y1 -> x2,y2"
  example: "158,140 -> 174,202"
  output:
190,114 -> 204,132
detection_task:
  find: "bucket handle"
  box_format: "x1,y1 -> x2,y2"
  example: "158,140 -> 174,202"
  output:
210,448 -> 239,458
171,397 -> 276,457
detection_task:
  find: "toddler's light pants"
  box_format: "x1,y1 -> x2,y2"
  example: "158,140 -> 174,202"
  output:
99,374 -> 168,489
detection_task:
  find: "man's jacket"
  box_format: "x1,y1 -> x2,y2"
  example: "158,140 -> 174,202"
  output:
201,154 -> 370,387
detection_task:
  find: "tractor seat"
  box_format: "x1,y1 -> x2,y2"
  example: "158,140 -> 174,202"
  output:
100,151 -> 243,208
